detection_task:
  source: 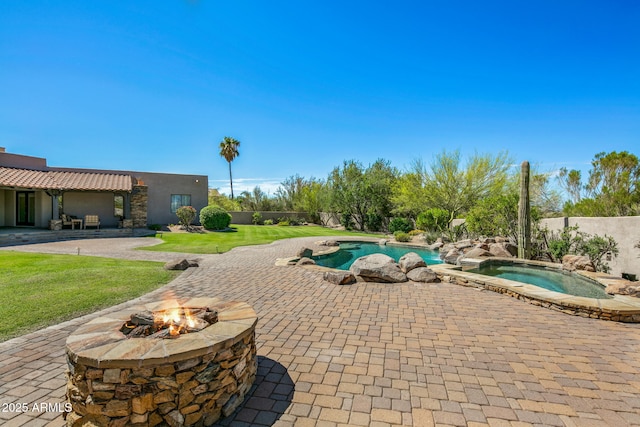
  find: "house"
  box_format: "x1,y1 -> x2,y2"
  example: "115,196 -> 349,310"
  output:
0,148 -> 208,229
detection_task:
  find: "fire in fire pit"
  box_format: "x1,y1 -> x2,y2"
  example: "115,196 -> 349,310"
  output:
120,307 -> 219,338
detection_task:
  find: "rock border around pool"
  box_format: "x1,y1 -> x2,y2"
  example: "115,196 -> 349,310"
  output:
432,259 -> 640,323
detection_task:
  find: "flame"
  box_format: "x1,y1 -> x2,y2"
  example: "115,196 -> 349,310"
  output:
155,306 -> 198,336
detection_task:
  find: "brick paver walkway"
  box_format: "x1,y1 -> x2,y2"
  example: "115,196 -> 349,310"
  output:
1,237 -> 640,426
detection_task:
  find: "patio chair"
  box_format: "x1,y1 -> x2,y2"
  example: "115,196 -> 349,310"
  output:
61,214 -> 73,229
84,215 -> 100,229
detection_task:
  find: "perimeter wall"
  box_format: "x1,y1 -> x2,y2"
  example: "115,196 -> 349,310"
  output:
539,216 -> 640,280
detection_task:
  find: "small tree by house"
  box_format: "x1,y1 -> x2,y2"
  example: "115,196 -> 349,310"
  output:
176,206 -> 197,231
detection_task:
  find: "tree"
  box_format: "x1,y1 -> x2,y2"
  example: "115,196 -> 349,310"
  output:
219,136 -> 240,199
327,159 -> 397,231
393,150 -> 512,224
559,151 -> 640,216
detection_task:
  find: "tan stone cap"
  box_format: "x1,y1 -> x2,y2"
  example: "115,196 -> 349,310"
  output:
65,298 -> 257,369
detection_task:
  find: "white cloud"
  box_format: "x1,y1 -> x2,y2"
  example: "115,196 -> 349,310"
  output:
210,177 -> 283,196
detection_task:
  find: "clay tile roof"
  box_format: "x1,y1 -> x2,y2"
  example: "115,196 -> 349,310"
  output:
0,167 -> 133,192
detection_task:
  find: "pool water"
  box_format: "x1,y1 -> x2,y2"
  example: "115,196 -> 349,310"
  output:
313,242 -> 442,270
469,264 -> 612,299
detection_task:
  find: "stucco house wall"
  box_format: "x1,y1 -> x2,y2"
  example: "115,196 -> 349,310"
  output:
136,172 -> 208,226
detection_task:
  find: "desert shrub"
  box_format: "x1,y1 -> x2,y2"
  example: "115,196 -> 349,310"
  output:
263,219 -> 274,225
543,225 -> 619,272
422,230 -> 441,244
394,231 -> 411,242
200,206 -> 231,230
252,212 -> 263,225
416,208 -> 450,232
340,212 -> 354,230
176,206 -> 197,230
388,217 -> 413,234
365,212 -> 384,232
408,229 -> 423,237
277,220 -> 290,226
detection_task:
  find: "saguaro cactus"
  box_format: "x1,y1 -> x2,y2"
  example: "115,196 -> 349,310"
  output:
518,160 -> 531,259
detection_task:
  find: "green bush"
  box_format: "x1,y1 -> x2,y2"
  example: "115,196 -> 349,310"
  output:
252,212 -> 263,225
148,224 -> 162,231
340,212 -> 354,230
277,220 -> 290,226
408,229 -> 423,237
394,231 -> 411,242
365,212 -> 384,232
263,219 -> 274,225
199,206 -> 231,230
388,217 -> 413,234
416,208 -> 450,232
278,216 -> 304,226
176,206 -> 197,229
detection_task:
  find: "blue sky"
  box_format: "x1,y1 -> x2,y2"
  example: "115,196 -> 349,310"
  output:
1,1 -> 638,196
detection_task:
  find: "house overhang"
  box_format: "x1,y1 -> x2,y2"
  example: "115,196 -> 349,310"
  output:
0,167 -> 134,192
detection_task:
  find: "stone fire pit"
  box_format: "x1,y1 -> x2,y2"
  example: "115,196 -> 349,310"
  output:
65,297 -> 258,426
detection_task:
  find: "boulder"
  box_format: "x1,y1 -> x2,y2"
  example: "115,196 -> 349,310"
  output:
297,247 -> 313,258
297,257 -> 316,266
164,259 -> 190,271
481,237 -> 496,244
323,271 -> 356,285
407,267 -> 439,283
562,255 -> 595,272
187,260 -> 199,267
489,242 -> 517,258
442,249 -> 463,265
428,241 -> 444,251
378,239 -> 388,246
349,254 -> 407,283
398,252 -> 427,273
606,282 -> 640,297
462,247 -> 493,259
320,240 -> 339,247
454,239 -> 474,250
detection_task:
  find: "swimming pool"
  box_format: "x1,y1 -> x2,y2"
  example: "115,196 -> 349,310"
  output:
313,242 -> 442,270
468,263 -> 612,299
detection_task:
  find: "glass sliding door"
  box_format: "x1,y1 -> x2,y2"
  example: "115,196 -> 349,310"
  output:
16,191 -> 36,226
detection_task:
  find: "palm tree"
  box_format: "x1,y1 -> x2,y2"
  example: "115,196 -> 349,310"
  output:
219,136 -> 240,199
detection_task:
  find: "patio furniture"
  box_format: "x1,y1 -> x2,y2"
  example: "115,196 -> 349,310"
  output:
84,215 -> 100,229
71,218 -> 83,230
61,214 -> 73,229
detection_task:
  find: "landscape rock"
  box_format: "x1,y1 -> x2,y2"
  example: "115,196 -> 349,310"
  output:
461,247 -> 493,259
318,240 -> 339,247
442,249 -> 463,265
407,267 -> 439,283
606,282 -> 640,297
296,257 -> 316,266
398,252 -> 427,273
427,242 -> 444,251
350,254 -> 407,283
454,239 -> 474,250
489,242 -> 517,258
297,247 -> 313,258
378,239 -> 388,246
562,255 -> 596,272
323,271 -> 356,285
164,259 -> 190,271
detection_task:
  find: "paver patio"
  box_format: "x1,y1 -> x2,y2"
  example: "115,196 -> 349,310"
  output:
1,237 -> 640,426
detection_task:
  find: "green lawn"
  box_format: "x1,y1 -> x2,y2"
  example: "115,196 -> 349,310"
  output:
0,252 -> 178,342
142,224 -> 378,254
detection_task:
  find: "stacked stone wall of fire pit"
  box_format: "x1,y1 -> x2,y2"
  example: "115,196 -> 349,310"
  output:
64,298 -> 258,427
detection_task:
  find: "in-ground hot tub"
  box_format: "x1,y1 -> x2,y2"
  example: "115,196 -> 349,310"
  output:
65,297 -> 257,426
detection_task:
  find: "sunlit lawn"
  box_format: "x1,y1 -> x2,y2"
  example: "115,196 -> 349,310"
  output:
141,224 -> 377,254
0,252 -> 178,341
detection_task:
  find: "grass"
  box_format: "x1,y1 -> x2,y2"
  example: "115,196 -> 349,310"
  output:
0,252 -> 178,342
142,224 -> 378,254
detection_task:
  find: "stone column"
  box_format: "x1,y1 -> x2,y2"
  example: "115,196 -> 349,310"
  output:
130,185 -> 148,228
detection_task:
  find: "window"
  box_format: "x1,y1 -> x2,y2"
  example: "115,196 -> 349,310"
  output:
171,194 -> 191,213
114,194 -> 124,217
